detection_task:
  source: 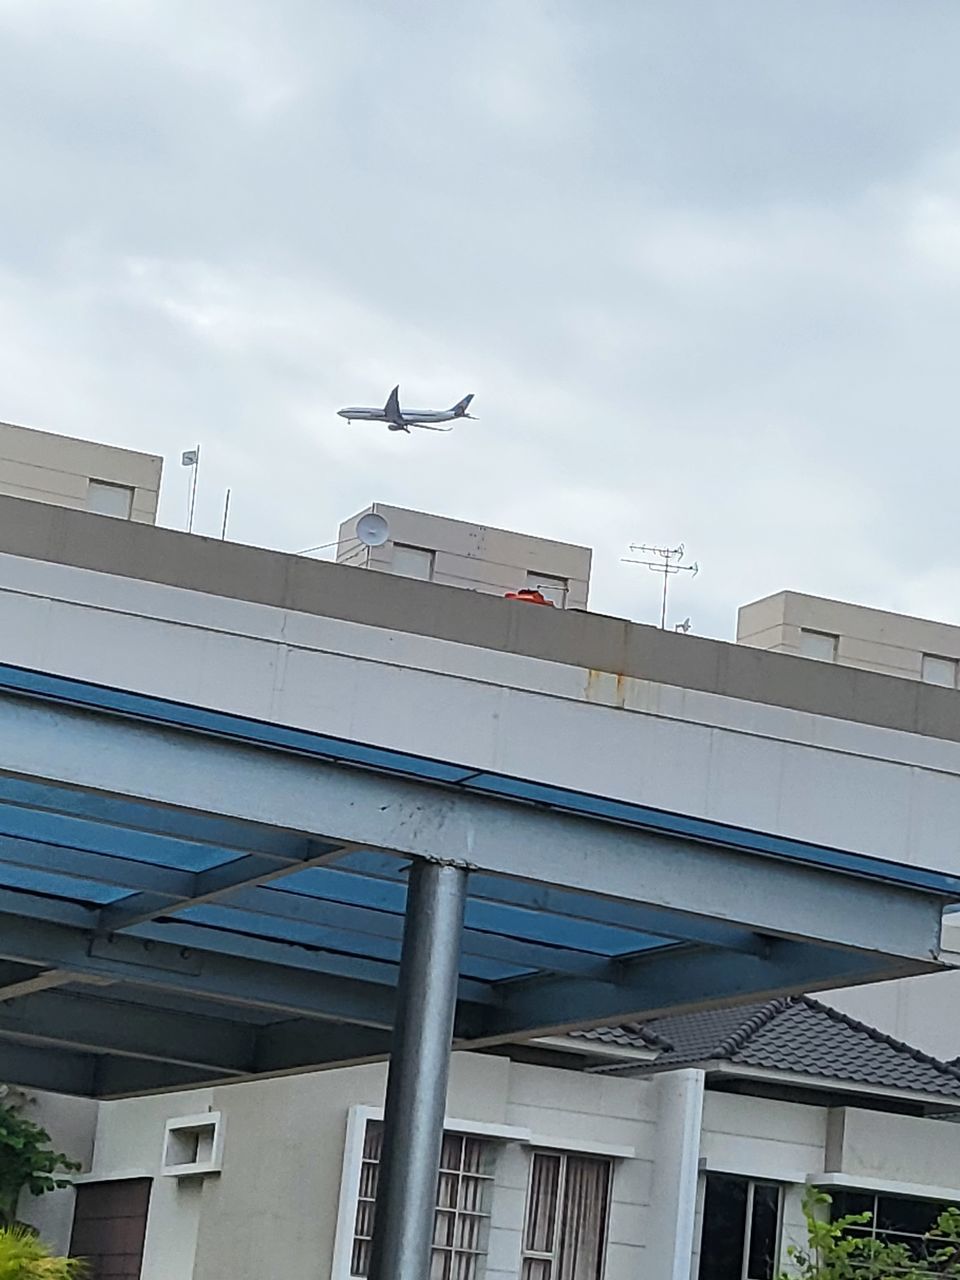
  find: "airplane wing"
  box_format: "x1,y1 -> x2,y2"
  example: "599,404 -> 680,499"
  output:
383,386 -> 404,426
413,422 -> 453,432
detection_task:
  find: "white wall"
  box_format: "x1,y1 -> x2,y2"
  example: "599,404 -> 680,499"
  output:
71,1052 -> 656,1280
16,1090 -> 98,1254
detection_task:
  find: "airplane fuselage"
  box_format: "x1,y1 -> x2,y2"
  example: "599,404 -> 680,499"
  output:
338,407 -> 459,425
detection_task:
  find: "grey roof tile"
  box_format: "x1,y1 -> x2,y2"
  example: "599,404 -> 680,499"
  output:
577,997 -> 960,1099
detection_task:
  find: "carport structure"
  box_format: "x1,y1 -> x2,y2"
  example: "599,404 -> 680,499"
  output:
0,663 -> 954,1280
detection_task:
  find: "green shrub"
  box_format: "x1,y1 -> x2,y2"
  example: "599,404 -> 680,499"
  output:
0,1226 -> 86,1278
783,1191 -> 960,1280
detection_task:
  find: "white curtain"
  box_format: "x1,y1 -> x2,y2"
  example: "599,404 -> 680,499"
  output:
556,1158 -> 610,1280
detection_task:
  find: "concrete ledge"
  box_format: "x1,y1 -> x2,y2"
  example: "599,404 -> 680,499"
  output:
0,494 -> 958,743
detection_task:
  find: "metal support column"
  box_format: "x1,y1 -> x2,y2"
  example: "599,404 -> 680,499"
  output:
369,859 -> 469,1280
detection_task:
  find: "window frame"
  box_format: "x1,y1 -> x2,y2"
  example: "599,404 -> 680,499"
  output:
697,1173 -> 784,1280
332,1106 -> 629,1280
349,1120 -> 495,1280
797,628 -> 839,663
520,1149 -> 612,1280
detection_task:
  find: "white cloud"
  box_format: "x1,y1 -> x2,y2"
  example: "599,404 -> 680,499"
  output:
2,1 -> 960,639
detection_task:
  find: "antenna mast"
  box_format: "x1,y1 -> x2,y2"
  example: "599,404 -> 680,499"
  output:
623,543 -> 699,629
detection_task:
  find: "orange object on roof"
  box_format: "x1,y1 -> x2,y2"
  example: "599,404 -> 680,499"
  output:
504,589 -> 555,607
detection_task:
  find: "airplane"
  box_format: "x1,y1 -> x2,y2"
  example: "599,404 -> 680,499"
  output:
338,386 -> 476,433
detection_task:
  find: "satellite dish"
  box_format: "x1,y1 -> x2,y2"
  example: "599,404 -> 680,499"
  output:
356,512 -> 390,548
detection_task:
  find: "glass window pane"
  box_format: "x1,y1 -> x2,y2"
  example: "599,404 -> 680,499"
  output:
352,1238 -> 372,1276
452,1253 -> 478,1280
430,1249 -> 452,1280
393,545 -> 434,580
86,480 -> 134,519
523,1261 -> 552,1280
363,1123 -> 383,1160
747,1184 -> 780,1280
798,629 -> 838,661
359,1162 -> 379,1199
354,1200 -> 375,1240
462,1138 -> 486,1175
830,1190 -> 874,1223
922,655 -> 958,688
456,1213 -> 484,1252
875,1196 -> 942,1236
434,1211 -> 456,1249
440,1133 -> 464,1171
699,1175 -> 749,1280
460,1176 -> 486,1213
437,1173 -> 459,1209
524,1155 -> 561,1253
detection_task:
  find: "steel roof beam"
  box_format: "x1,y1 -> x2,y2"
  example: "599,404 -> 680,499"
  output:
0,989 -> 255,1073
473,938 -> 927,1045
316,853 -> 771,957
0,911 -> 406,1030
97,840 -> 351,933
0,694 -> 948,964
149,887 -> 634,980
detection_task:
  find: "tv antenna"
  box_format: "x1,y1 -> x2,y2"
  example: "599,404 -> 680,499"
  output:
622,543 -> 699,629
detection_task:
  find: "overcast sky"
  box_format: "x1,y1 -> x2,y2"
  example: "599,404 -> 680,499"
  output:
2,1 -> 960,637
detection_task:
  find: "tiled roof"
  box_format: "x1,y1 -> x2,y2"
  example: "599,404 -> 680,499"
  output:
573,997 -> 960,1099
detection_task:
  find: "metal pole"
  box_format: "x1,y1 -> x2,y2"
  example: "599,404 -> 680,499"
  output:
220,488 -> 231,540
188,446 -> 201,534
369,860 -> 468,1280
660,566 -> 668,630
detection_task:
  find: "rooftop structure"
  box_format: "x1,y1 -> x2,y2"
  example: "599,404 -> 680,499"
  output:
738,590 -> 960,688
336,502 -> 591,607
0,420 -> 162,524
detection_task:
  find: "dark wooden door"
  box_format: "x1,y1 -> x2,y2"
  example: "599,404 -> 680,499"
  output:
69,1178 -> 152,1279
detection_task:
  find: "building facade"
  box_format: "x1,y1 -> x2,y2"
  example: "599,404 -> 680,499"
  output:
21,999 -> 960,1280
737,590 -> 960,688
0,420 -> 162,524
336,503 -> 592,607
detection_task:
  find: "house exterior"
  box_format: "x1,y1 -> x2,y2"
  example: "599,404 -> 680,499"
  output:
0,422 -> 958,1278
19,997 -> 960,1280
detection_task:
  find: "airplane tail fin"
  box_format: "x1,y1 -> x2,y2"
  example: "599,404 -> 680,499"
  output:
451,393 -> 475,418
384,386 -> 403,424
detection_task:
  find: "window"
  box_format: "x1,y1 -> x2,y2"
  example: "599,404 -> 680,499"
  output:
797,629 -> 838,662
86,480 -> 134,519
392,544 -> 435,581
351,1122 -> 493,1280
831,1189 -> 951,1262
521,1151 -> 611,1280
921,654 -> 959,689
698,1175 -> 782,1280
525,572 -> 569,608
